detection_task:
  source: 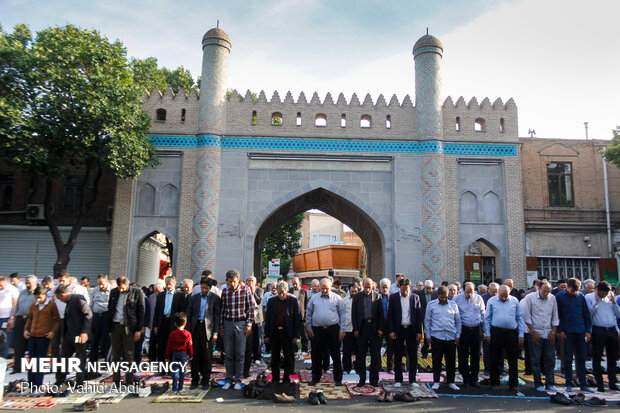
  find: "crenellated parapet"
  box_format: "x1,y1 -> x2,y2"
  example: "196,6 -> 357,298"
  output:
442,96 -> 518,141
142,87 -> 200,135
225,89 -> 416,139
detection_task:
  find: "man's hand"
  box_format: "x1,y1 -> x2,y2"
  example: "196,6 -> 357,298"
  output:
610,293 -> 616,305
549,332 -> 556,345
338,332 -> 345,342
211,333 -> 218,344
353,331 -> 359,338
389,332 -> 396,340
530,331 -> 540,345
24,331 -> 31,339
264,337 -> 270,344
518,337 -> 524,347
585,332 -> 591,342
45,331 -> 54,339
292,338 -> 298,345
455,338 -> 460,346
558,332 -> 566,341
154,327 -> 158,335
416,333 -> 422,342
426,338 -> 431,345
134,331 -> 141,342
245,325 -> 252,337
307,329 -> 314,339
78,333 -> 88,344
7,318 -> 14,331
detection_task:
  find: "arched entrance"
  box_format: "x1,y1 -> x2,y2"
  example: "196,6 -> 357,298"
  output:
463,238 -> 501,285
252,188 -> 385,281
135,231 -> 173,287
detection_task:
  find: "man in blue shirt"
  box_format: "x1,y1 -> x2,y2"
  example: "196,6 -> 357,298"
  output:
484,285 -> 524,390
454,282 -> 485,388
556,278 -> 592,393
585,281 -> 619,392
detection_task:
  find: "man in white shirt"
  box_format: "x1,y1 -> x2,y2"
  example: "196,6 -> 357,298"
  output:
50,271 -> 88,359
0,275 -> 19,358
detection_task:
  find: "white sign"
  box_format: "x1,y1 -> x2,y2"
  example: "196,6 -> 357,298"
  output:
268,258 -> 280,276
526,271 -> 538,287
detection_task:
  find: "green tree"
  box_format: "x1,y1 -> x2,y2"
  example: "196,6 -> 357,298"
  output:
0,24 -> 158,276
130,57 -> 195,94
603,126 -> 620,168
261,213 -> 304,279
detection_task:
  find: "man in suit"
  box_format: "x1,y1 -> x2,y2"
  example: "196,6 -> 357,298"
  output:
264,281 -> 300,383
377,278 -> 394,373
153,276 -> 185,361
247,275 -> 264,362
54,285 -> 92,386
388,278 -> 423,385
415,279 -> 438,357
291,277 -> 309,353
186,277 -> 221,390
107,276 -> 145,385
351,278 -> 382,387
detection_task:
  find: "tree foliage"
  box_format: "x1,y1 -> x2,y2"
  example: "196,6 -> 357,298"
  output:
261,213 -> 304,279
0,24 -> 158,275
603,126 -> 620,169
130,57 -> 195,94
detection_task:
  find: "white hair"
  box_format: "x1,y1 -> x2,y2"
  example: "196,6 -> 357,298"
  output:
583,279 -> 595,288
276,280 -> 289,291
488,282 -> 499,290
26,275 -> 38,283
424,280 -> 433,288
155,279 -> 165,288
311,279 -> 319,286
379,278 -> 391,287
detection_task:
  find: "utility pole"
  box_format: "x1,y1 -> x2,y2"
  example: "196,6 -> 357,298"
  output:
584,122 -> 589,140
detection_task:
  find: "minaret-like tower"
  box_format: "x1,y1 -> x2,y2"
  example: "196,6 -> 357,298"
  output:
191,27 -> 231,279
414,33 -> 447,282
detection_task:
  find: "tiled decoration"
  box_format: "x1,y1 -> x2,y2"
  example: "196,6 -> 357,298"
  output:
414,46 -> 442,137
421,158 -> 446,281
198,42 -> 228,133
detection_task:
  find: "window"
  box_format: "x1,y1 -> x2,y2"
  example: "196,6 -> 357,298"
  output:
155,108 -> 166,122
296,112 -> 302,126
0,175 -> 13,211
386,115 -> 391,129
271,112 -> 282,125
315,114 -> 327,127
311,234 -> 337,248
474,118 -> 485,132
360,115 -> 371,128
251,110 -> 257,125
181,109 -> 186,122
499,118 -> 505,133
547,162 -> 573,207
537,257 -> 598,284
62,175 -> 80,214
455,117 -> 461,131
340,114 -> 346,128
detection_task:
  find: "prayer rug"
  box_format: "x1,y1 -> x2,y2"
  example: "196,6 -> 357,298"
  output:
31,399 -> 58,409
549,389 -> 620,402
378,372 -> 443,382
89,391 -> 130,404
298,370 -> 334,383
101,373 -> 153,383
265,374 -> 300,381
56,392 -> 95,405
345,384 -> 381,397
145,376 -> 192,385
153,388 -> 210,403
298,382 -> 351,400
211,365 -> 226,373
0,396 -> 53,411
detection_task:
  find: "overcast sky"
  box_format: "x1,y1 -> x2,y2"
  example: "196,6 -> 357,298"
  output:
2,0 -> 618,140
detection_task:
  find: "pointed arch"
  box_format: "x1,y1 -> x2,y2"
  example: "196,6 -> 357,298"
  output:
459,191 -> 478,222
482,191 -> 501,223
137,183 -> 155,215
160,184 -> 179,216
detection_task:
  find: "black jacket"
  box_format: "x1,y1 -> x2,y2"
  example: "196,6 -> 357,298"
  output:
107,286 -> 145,334
153,290 -> 185,331
62,294 -> 92,340
186,291 -> 221,340
387,292 -> 422,337
415,289 -> 438,319
351,290 -> 382,334
264,294 -> 300,341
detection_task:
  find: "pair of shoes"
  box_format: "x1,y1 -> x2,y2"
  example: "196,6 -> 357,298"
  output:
569,393 -> 585,405
309,390 -> 326,405
274,393 -> 295,403
377,392 -> 393,402
431,382 -> 440,390
221,382 -> 232,390
448,383 -> 460,391
535,385 -> 545,392
583,397 -> 607,406
73,400 -> 98,412
233,382 -> 242,390
597,386 -> 605,393
334,381 -> 342,387
308,380 -> 317,386
190,383 -> 198,390
394,392 -> 417,402
550,392 -> 571,405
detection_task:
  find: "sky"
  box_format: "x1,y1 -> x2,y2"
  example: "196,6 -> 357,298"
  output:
2,0 -> 619,140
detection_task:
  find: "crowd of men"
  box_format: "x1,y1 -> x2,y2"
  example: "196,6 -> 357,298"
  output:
0,269 -> 618,395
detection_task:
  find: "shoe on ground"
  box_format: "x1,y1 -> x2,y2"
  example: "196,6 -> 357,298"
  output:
334,381 -> 342,387
609,384 -> 619,391
385,392 -> 394,402
190,383 -> 198,390
565,386 -> 572,393
546,385 -> 558,392
202,382 -> 211,390
550,392 -> 571,406
316,390 -> 327,404
370,381 -> 379,387
280,393 -> 295,402
579,386 -> 594,393
432,382 -> 440,390
448,383 -> 460,391
596,386 -> 605,393
221,382 -> 232,390
535,385 -> 545,392
308,391 -> 319,405
393,382 -> 402,388
357,381 -> 366,387
233,382 -> 242,390
308,380 -> 317,386
583,396 -> 607,406
377,392 -> 386,402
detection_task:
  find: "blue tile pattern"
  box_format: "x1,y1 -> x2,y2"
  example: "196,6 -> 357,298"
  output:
151,135 -> 518,156
421,158 -> 446,281
415,47 -> 442,137
198,43 -> 228,133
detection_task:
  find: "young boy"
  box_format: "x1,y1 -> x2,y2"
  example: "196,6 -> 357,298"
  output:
165,312 -> 193,393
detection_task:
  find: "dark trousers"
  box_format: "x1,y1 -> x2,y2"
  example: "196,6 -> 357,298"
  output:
27,336 -> 50,386
563,332 -> 587,386
591,326 -> 619,388
12,316 -> 28,373
252,322 -> 263,360
244,326 -> 253,377
379,334 -> 394,371
300,320 -> 309,352
191,323 -> 213,385
523,332 -> 532,374
432,337 -> 456,383
490,327 -> 519,387
56,338 -> 87,385
528,336 -> 556,387
394,326 -> 418,383
271,328 -> 294,381
356,323 -> 380,384
458,325 -> 481,384
311,325 -> 342,382
157,317 -> 172,361
342,332 -> 355,373
110,322 -> 135,384
134,333 -> 145,363
50,322 -> 65,358
148,329 -> 158,361
90,313 -> 110,361
421,324 -> 430,356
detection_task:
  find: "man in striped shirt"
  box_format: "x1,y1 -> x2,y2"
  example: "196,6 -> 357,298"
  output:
220,269 -> 255,390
